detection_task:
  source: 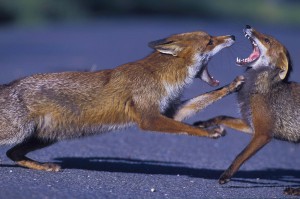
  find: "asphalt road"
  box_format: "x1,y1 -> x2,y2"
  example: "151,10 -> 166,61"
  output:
0,18 -> 299,198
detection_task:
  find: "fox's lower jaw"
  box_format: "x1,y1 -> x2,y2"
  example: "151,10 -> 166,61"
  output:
198,65 -> 220,87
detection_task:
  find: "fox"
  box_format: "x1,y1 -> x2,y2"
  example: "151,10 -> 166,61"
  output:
0,30 -> 243,172
194,25 -> 300,195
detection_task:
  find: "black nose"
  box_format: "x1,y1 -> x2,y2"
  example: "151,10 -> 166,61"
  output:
245,25 -> 251,29
230,35 -> 235,41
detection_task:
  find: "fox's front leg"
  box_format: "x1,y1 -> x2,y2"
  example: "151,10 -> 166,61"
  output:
174,76 -> 244,122
134,112 -> 224,138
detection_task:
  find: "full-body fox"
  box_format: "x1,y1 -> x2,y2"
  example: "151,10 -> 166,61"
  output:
195,25 -> 300,196
1,30 -> 242,172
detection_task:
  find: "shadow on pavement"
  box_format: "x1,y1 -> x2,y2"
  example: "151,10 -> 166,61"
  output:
53,157 -> 300,185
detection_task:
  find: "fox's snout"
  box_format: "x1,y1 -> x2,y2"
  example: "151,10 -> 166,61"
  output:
229,35 -> 235,41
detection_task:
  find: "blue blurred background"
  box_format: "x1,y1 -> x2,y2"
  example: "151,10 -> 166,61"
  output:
0,0 -> 299,26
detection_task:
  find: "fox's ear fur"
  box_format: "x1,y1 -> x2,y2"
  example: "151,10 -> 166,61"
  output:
277,51 -> 289,80
148,39 -> 183,56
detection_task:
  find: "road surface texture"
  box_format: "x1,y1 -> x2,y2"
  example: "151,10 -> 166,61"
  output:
0,18 -> 299,198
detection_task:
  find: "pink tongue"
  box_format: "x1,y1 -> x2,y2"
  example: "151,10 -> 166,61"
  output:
249,47 -> 260,60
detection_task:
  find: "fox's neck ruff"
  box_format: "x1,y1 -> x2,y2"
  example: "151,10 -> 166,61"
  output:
159,54 -> 206,112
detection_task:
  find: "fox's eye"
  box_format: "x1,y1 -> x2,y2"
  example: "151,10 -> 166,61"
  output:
207,39 -> 213,45
264,38 -> 270,44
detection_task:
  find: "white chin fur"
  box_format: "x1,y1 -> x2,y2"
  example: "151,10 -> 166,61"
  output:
249,56 -> 271,69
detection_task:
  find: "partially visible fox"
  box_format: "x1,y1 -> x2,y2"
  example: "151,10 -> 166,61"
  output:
195,25 -> 300,195
2,30 -> 242,172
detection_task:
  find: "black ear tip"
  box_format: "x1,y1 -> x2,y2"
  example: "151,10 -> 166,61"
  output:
245,25 -> 251,29
148,41 -> 156,49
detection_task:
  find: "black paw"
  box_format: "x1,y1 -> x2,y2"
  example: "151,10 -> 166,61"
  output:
219,171 -> 231,184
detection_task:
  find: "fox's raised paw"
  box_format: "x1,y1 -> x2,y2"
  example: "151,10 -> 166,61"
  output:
228,75 -> 245,92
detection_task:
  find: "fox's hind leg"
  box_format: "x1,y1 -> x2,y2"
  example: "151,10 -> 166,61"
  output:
6,137 -> 60,171
194,116 -> 252,134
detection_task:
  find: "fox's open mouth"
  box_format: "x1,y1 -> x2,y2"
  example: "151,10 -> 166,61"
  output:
197,65 -> 219,87
236,31 -> 261,66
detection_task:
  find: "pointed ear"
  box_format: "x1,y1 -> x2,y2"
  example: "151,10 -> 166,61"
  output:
277,51 -> 289,80
148,39 -> 183,56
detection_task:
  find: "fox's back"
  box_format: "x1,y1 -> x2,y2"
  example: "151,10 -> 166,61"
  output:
269,82 -> 300,142
0,70 -> 138,140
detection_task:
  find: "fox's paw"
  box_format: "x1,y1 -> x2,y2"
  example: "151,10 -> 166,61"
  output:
207,125 -> 226,139
219,170 -> 232,184
41,163 -> 61,172
284,187 -> 300,196
228,75 -> 245,92
17,160 -> 61,172
194,120 -> 210,128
